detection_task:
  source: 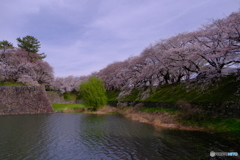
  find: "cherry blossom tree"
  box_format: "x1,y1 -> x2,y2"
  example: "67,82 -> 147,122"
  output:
96,10 -> 240,98
32,61 -> 54,85
0,48 -> 53,86
97,60 -> 132,90
50,76 -> 84,93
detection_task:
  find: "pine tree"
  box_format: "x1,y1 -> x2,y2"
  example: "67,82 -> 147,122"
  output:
16,35 -> 46,59
0,40 -> 13,51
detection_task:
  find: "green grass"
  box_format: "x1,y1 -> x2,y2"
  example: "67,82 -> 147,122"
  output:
106,90 -> 121,101
108,111 -> 123,115
52,103 -> 86,111
105,75 -> 240,103
63,92 -> 80,100
140,107 -> 181,114
0,81 -> 26,86
178,113 -> 240,140
180,115 -> 240,132
140,106 -> 240,140
121,89 -> 140,101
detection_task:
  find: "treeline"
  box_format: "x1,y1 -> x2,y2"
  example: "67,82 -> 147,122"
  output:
0,36 -> 53,86
96,10 -> 240,91
0,35 -> 83,90
1,10 -> 240,98
51,10 -> 240,96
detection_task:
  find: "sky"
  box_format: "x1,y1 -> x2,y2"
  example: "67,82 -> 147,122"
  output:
1,0 -> 240,77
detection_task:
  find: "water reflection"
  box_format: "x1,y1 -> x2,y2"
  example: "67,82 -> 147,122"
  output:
0,113 -> 239,160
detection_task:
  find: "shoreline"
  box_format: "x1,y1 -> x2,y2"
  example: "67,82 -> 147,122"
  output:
60,105 -> 240,142
83,106 -> 204,131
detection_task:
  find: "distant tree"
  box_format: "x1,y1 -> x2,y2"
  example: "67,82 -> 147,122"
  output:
95,10 -> 240,100
33,61 -> 54,85
0,40 -> 13,51
78,77 -> 107,110
0,48 -> 53,86
16,35 -> 46,59
50,76 -> 83,93
17,75 -> 39,86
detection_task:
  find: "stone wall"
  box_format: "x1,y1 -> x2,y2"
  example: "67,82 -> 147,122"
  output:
0,86 -> 54,115
191,102 -> 240,119
46,92 -> 83,104
46,92 -> 66,104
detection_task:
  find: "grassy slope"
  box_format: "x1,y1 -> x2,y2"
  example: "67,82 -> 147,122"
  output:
106,75 -> 240,103
105,75 -> 240,140
106,90 -> 121,101
0,81 -> 26,86
147,76 -> 239,103
179,114 -> 240,140
52,103 -> 86,112
63,92 -> 81,100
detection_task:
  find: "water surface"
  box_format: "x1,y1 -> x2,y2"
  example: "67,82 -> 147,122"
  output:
0,113 -> 239,159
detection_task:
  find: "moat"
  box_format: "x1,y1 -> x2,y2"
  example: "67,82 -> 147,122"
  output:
0,113 -> 239,159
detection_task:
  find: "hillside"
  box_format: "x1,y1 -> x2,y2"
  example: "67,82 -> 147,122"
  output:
107,75 -> 240,103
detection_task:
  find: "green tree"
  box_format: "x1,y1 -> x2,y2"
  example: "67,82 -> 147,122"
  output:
0,40 -> 13,51
79,77 -> 108,110
16,35 -> 46,59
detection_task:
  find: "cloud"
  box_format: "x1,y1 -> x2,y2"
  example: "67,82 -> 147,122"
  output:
1,0 -> 239,77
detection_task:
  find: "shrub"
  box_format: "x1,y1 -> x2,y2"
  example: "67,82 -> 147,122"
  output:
78,77 -> 107,110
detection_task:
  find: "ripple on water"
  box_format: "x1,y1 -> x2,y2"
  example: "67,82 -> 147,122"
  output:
0,113 -> 238,160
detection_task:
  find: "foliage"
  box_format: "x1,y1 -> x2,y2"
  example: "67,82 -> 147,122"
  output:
46,91 -> 60,93
50,76 -> 86,93
0,81 -> 26,86
106,75 -> 240,103
63,92 -> 81,100
0,40 -> 13,50
78,77 -> 107,110
17,75 -> 39,86
119,89 -> 140,101
146,75 -> 240,103
106,90 -> 121,101
0,48 -> 54,86
16,35 -> 46,59
140,107 -> 180,114
178,113 -> 240,140
93,10 -> 240,99
52,103 -> 85,111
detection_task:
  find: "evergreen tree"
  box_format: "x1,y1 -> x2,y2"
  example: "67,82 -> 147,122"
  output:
16,35 -> 46,59
0,40 -> 13,51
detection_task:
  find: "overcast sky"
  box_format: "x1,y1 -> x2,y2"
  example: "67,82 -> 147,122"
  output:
1,0 -> 239,77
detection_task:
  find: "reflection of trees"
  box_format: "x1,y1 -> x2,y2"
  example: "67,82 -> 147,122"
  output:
0,114 -> 53,159
78,114 -> 107,146
78,114 -> 160,158
1,114 -> 238,159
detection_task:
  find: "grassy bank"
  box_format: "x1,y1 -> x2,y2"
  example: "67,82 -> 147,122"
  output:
103,75 -> 240,140
51,75 -> 240,140
51,103 -> 240,141
92,106 -> 194,130
140,107 -> 240,139
106,75 -> 240,103
178,113 -> 240,140
52,103 -> 86,112
146,75 -> 240,103
0,81 -> 26,86
95,106 -> 240,141
63,92 -> 81,101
